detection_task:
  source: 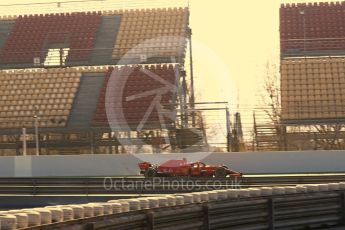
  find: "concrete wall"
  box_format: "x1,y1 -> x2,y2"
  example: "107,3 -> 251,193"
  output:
203,151 -> 345,174
0,157 -> 14,177
0,150 -> 345,177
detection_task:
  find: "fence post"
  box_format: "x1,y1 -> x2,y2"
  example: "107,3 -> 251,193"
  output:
268,198 -> 275,230
33,179 -> 37,195
203,204 -> 210,230
341,192 -> 345,224
147,211 -> 154,230
226,107 -> 231,152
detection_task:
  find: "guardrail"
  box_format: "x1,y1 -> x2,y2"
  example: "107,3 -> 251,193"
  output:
20,189 -> 345,230
1,175 -> 345,195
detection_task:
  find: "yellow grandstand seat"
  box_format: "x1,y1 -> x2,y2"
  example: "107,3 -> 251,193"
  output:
0,68 -> 82,129
281,57 -> 345,120
112,7 -> 188,60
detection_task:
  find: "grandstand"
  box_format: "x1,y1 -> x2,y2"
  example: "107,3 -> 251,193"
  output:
281,57 -> 345,122
261,2 -> 345,151
280,2 -> 345,123
280,2 -> 345,57
0,5 -> 212,155
0,8 -> 188,68
93,64 -> 178,129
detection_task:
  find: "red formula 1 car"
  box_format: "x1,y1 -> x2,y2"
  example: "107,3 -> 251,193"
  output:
138,158 -> 242,178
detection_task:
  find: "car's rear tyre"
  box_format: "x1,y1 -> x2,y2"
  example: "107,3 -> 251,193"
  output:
144,168 -> 157,178
214,167 -> 227,178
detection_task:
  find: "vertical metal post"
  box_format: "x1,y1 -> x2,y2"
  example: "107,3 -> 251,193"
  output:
300,9 -> 307,151
108,132 -> 112,154
147,212 -> 154,230
15,137 -> 20,156
178,79 -> 185,129
188,27 -> 196,127
114,132 -> 119,154
282,125 -> 288,151
22,128 -> 27,156
203,204 -> 210,230
90,132 -> 95,154
181,73 -> 188,129
341,192 -> 345,225
299,9 -> 306,54
268,198 -> 275,230
303,13 -> 306,54
59,47 -> 63,67
226,107 -> 231,152
34,115 -> 39,156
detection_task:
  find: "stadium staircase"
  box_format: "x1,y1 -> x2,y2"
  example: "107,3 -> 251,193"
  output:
254,125 -> 281,151
90,15 -> 121,65
0,21 -> 14,50
253,113 -> 285,151
67,73 -> 106,129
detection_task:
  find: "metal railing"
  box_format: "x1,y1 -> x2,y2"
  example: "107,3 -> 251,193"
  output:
1,175 -> 345,195
23,190 -> 345,230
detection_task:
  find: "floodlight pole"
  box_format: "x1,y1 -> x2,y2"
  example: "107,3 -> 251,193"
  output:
59,47 -> 63,67
299,9 -> 306,54
181,73 -> 189,129
226,107 -> 232,152
188,27 -> 196,127
34,114 -> 40,156
22,127 -> 27,156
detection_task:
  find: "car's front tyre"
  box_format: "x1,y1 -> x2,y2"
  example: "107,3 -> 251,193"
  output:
214,167 -> 227,178
144,167 -> 157,178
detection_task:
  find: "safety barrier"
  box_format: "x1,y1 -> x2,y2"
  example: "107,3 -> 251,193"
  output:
1,183 -> 345,229
1,175 -> 345,195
